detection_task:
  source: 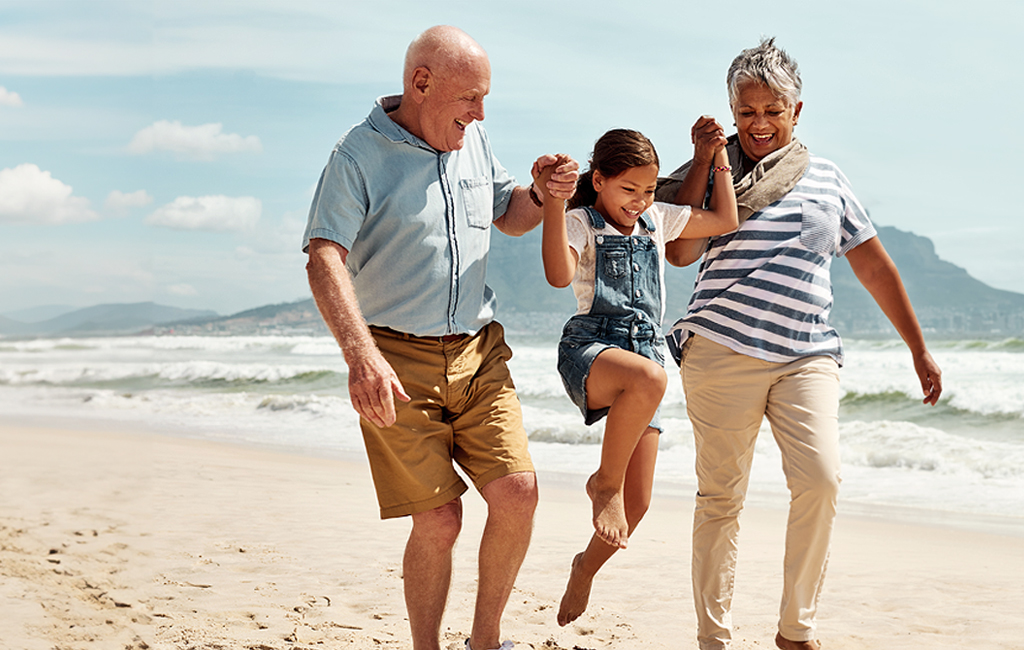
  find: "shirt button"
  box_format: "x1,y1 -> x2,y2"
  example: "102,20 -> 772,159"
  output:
596,235 -> 604,244
635,289 -> 642,297
633,263 -> 640,271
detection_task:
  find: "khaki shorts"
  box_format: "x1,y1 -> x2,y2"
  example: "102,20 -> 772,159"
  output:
362,321 -> 534,519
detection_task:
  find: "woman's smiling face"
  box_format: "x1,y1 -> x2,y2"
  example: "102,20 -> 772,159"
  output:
731,82 -> 802,162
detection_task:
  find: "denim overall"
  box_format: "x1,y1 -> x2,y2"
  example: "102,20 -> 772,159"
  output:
557,206 -> 665,430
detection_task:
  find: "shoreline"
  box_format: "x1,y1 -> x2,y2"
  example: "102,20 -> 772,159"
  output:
6,408 -> 1021,539
2,422 -> 1023,649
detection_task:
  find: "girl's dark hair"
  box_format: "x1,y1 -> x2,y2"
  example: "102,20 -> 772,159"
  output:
568,129 -> 659,210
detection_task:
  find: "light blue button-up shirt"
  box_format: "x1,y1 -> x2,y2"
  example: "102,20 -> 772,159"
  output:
302,95 -> 517,337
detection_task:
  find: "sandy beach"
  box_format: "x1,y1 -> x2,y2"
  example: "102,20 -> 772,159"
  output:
1,422 -> 1022,650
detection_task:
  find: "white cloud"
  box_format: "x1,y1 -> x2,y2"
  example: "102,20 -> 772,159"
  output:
146,195 -> 261,232
0,164 -> 97,224
127,120 -> 262,160
167,283 -> 199,296
0,86 -> 23,107
105,189 -> 154,214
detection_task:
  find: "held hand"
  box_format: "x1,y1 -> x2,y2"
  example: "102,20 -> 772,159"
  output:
913,350 -> 943,406
347,349 -> 411,428
691,115 -> 727,166
533,154 -> 579,200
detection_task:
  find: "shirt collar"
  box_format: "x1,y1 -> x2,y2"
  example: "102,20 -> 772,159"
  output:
368,94 -> 435,151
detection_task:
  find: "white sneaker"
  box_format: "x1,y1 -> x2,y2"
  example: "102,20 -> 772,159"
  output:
465,640 -> 514,650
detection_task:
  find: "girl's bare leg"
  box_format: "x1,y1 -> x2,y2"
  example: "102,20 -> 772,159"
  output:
583,349 -> 666,548
558,427 -> 659,626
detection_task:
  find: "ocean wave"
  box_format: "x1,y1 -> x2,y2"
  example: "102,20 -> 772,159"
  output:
0,361 -> 345,388
938,338 -> 1024,353
840,420 -> 1024,479
0,334 -> 337,355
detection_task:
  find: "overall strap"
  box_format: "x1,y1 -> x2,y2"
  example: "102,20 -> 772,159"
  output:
638,211 -> 656,233
583,206 -> 607,230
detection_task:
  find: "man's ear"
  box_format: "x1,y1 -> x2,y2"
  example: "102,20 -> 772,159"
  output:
408,67 -> 432,103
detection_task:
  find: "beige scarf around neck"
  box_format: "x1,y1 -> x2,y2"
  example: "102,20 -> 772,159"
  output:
657,134 -> 809,224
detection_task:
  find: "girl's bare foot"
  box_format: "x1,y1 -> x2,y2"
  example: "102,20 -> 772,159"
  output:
586,473 -> 628,549
557,552 -> 593,626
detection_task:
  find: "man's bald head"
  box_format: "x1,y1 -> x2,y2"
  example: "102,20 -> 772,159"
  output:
389,26 -> 491,152
403,25 -> 489,90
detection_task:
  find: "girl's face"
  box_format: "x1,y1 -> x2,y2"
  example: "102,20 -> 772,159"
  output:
592,163 -> 659,234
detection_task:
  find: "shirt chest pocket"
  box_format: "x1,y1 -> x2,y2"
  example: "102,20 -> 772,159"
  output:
459,177 -> 493,229
799,203 -> 842,256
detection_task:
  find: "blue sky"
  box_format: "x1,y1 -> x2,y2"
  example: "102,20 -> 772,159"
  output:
1,0 -> 1021,316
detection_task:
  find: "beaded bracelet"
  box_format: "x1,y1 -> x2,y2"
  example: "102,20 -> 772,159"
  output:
712,165 -> 732,173
528,183 -> 544,207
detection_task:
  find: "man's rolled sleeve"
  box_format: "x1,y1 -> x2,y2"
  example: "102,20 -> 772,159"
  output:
302,149 -> 366,253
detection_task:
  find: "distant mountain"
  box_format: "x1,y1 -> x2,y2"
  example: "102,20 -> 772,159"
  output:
485,224 -> 1024,337
1,304 -> 77,323
830,227 -> 1024,335
0,314 -> 29,336
6,227 -> 1022,340
0,302 -> 218,337
158,299 -> 326,336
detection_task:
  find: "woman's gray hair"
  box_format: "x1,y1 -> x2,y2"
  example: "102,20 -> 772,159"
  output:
726,37 -> 802,108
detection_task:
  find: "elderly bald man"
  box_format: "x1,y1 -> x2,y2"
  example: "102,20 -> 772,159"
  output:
302,25 -> 578,650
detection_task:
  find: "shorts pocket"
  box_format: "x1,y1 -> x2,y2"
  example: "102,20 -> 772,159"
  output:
799,203 -> 841,255
460,177 -> 493,229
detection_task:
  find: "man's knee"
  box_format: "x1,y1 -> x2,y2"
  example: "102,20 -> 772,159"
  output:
481,471 -> 538,519
411,498 -> 464,549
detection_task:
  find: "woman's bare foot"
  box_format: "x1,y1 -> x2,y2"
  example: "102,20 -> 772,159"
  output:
557,552 -> 594,626
586,473 -> 628,548
775,632 -> 820,649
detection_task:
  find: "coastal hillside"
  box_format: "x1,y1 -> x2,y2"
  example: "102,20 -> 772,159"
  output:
3,227 -> 1022,339
0,302 -> 217,337
488,225 -> 1024,338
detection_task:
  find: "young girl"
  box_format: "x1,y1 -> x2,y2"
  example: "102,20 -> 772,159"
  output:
533,129 -> 737,626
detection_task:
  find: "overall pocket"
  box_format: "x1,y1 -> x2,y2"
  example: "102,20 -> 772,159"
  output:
600,248 -> 628,279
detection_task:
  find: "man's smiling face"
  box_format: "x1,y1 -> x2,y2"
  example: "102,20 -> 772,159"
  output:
418,54 -> 490,152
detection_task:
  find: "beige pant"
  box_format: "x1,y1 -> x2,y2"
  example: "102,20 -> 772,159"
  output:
681,335 -> 841,649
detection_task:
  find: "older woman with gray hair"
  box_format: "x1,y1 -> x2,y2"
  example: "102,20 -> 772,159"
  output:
658,38 -> 943,650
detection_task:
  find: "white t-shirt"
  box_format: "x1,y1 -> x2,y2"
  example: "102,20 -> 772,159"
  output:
566,202 -> 692,321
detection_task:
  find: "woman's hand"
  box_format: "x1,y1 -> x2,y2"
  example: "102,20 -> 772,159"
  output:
691,115 -> 727,166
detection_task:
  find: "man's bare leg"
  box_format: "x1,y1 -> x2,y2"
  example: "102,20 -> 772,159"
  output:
405,499 -> 463,650
775,633 -> 820,650
558,428 -> 658,626
469,471 -> 538,650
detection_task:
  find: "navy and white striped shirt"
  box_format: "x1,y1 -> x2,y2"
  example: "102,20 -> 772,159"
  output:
667,155 -> 876,367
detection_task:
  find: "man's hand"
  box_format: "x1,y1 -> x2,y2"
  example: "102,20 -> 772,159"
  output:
532,154 -> 579,200
346,347 -> 411,428
306,238 -> 411,428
